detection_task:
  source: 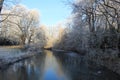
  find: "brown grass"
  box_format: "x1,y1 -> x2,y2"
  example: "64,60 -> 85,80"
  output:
0,45 -> 24,49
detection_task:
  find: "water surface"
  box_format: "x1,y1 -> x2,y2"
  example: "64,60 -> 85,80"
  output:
0,50 -> 120,80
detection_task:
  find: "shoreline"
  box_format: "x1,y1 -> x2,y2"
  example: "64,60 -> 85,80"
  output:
0,47 -> 41,70
47,48 -> 120,75
0,47 -> 120,76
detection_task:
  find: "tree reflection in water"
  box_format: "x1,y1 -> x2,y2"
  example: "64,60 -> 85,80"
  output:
0,50 -> 120,80
42,50 -> 69,80
53,51 -> 120,80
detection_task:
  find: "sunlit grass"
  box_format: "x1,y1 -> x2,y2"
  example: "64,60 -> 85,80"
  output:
0,45 -> 24,49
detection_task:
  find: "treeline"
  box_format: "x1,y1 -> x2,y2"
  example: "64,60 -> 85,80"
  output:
53,0 -> 120,54
0,1 -> 46,47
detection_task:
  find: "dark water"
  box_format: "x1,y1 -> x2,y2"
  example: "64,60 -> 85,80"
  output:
0,50 -> 120,80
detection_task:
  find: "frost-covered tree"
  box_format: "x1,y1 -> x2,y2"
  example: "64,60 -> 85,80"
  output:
54,0 -> 120,53
5,5 -> 40,45
33,26 -> 47,48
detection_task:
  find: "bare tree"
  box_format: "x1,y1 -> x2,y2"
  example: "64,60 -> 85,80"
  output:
54,0 -> 120,53
3,5 -> 40,45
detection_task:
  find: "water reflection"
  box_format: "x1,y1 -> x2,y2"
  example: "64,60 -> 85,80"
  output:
54,52 -> 120,80
42,51 -> 69,80
0,50 -> 120,80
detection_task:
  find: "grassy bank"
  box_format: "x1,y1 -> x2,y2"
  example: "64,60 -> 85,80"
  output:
0,46 -> 41,69
85,49 -> 120,75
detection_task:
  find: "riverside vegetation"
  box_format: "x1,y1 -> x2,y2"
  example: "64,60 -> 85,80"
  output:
0,0 -> 120,77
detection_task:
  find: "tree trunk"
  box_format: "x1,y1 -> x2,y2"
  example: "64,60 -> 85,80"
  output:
20,34 -> 26,45
0,0 -> 4,13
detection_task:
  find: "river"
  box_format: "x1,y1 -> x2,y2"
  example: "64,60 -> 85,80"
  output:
0,49 -> 120,80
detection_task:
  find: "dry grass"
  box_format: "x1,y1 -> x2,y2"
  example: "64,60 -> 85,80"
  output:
0,45 -> 24,49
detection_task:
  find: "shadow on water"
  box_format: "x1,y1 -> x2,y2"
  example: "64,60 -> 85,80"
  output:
0,50 -> 120,80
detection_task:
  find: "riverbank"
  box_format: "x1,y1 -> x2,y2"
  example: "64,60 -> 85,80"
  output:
0,46 -> 41,69
0,46 -> 120,76
85,49 -> 120,75
51,48 -> 120,75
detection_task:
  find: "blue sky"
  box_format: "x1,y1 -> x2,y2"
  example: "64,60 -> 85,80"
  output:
21,0 -> 71,26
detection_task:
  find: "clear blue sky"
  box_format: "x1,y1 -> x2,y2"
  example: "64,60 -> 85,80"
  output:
21,0 -> 71,26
